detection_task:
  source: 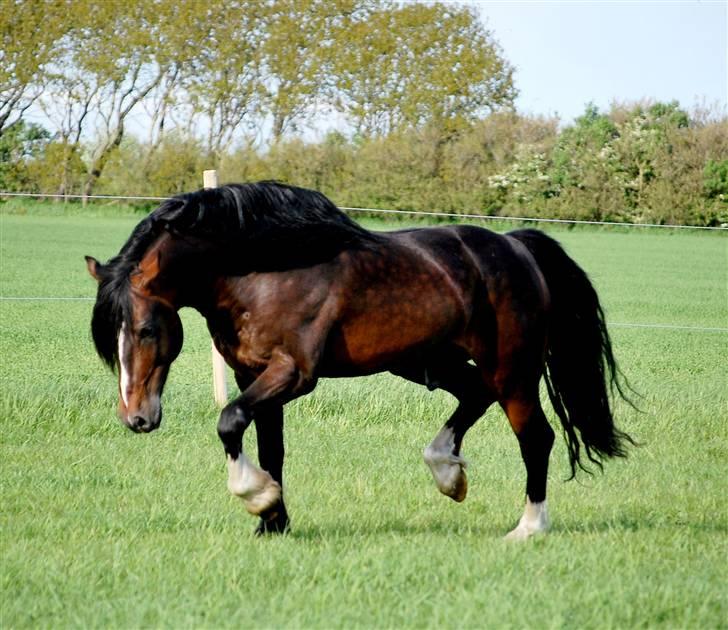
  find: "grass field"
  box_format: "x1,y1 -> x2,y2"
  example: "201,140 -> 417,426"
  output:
1,210 -> 727,628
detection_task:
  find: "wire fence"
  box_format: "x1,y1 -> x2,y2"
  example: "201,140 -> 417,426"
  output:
2,190 -> 726,231
0,191 -> 168,202
1,190 -> 726,335
340,206 -> 728,231
0,298 -> 725,334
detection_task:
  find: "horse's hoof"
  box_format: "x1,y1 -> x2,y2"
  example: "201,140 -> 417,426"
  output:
503,523 -> 546,541
423,446 -> 468,502
240,478 -> 282,516
446,470 -> 468,502
255,508 -> 290,536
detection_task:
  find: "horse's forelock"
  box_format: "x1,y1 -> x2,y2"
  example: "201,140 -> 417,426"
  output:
90,264 -> 134,371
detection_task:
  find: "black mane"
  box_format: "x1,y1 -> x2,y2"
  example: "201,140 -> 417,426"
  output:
90,181 -> 377,369
156,181 -> 368,240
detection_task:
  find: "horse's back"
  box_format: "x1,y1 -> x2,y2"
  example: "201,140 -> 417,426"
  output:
378,224 -> 536,315
388,224 -> 546,307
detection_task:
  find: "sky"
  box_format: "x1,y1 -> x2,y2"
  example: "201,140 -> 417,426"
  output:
472,0 -> 727,123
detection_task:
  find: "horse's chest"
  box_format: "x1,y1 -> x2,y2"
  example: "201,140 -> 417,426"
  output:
209,272 -> 333,372
208,309 -> 269,373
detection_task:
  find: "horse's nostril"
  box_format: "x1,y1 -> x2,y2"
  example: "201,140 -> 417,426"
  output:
132,415 -> 148,430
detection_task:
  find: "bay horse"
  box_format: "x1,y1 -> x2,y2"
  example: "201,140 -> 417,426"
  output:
85,182 -> 633,539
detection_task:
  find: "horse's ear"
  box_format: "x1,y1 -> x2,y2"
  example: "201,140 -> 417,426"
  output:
85,256 -> 102,282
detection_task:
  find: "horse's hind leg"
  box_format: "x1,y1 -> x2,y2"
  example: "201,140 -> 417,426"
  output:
395,359 -> 493,502
423,375 -> 492,502
500,393 -> 555,540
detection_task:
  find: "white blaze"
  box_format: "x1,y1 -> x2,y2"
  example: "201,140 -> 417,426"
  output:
118,323 -> 130,407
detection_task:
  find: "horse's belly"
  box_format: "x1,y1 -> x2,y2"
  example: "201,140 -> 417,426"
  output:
319,299 -> 463,375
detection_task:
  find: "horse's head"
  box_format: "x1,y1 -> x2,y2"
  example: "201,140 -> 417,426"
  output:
86,256 -> 183,433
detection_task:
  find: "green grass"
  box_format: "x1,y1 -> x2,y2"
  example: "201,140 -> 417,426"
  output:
1,211 -> 727,628
0,197 -> 155,219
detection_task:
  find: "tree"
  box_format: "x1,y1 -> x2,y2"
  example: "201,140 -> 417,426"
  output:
260,0 -> 345,141
76,1 -> 178,198
332,2 -> 516,137
0,120 -> 50,190
447,112 -> 557,213
703,159 -> 728,201
134,1 -> 209,173
0,0 -> 69,135
549,103 -> 618,191
184,1 -> 266,161
38,64 -> 97,196
34,1 -> 181,198
257,0 -> 380,141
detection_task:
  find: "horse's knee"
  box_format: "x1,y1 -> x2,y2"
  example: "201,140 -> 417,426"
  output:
217,404 -> 252,457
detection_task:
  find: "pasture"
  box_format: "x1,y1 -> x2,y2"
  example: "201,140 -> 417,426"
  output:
1,210 -> 726,628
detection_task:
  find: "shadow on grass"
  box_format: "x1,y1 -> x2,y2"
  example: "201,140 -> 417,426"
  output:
286,518 -> 513,541
272,510 -> 728,542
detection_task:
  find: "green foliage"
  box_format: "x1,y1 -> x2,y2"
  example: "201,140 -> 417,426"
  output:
0,120 -> 50,190
0,0 -> 70,132
703,159 -> 728,200
550,103 -> 618,191
332,2 -> 515,136
261,0 -> 351,140
101,134 -> 208,197
24,140 -> 86,195
646,100 -> 689,129
487,102 -> 728,225
3,100 -> 727,226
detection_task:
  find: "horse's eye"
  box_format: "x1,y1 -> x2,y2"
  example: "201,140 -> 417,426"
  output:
138,325 -> 156,339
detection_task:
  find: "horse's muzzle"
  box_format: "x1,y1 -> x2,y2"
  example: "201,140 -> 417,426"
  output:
118,402 -> 162,433
128,414 -> 160,433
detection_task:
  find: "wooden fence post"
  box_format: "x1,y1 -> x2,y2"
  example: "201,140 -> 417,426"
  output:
204,169 -> 229,407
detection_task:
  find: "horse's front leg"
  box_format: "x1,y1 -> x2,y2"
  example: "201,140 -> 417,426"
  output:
253,404 -> 289,535
218,402 -> 282,518
217,355 -> 297,525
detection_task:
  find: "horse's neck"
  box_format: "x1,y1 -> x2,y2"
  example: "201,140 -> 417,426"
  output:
140,234 -> 220,312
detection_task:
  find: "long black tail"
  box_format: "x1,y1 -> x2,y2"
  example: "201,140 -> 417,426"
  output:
509,229 -> 635,478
